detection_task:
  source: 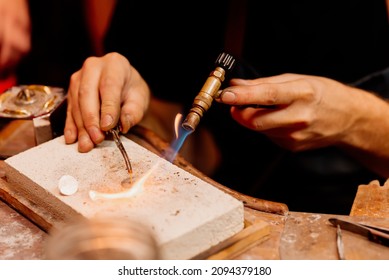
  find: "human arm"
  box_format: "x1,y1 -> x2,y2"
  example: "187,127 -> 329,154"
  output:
0,0 -> 31,77
64,52 -> 151,152
64,52 -> 221,175
64,52 -> 187,152
216,74 -> 389,178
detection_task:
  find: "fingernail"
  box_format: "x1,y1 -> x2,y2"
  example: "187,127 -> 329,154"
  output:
220,91 -> 236,103
88,126 -> 104,142
64,129 -> 74,141
101,114 -> 113,128
79,134 -> 89,146
78,134 -> 94,152
122,114 -> 134,132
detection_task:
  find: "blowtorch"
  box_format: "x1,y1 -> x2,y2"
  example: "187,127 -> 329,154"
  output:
181,52 -> 236,132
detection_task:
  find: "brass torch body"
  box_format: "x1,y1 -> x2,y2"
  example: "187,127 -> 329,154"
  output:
182,66 -> 226,131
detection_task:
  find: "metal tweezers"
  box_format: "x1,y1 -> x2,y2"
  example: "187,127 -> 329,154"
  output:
329,218 -> 389,247
110,125 -> 133,179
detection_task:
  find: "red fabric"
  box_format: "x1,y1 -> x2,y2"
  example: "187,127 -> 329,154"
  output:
0,75 -> 17,93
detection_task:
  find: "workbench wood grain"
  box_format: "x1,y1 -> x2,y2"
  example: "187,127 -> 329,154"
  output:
2,196 -> 389,260
279,212 -> 389,260
0,199 -> 46,259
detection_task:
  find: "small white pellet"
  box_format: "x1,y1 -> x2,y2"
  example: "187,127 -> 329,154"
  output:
58,175 -> 79,196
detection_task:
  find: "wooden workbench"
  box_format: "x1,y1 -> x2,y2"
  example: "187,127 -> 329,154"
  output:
2,198 -> 389,260
1,119 -> 389,260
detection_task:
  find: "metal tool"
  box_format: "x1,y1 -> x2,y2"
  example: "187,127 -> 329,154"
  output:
0,85 -> 67,146
336,224 -> 345,260
0,85 -> 65,119
329,218 -> 389,247
181,52 -> 236,132
110,124 -> 133,180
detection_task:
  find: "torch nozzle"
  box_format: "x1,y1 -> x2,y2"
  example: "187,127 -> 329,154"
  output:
181,52 -> 235,132
181,111 -> 200,132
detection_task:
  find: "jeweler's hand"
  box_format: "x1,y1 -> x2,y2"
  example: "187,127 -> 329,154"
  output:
216,73 -> 387,152
0,0 -> 31,77
64,52 -> 151,152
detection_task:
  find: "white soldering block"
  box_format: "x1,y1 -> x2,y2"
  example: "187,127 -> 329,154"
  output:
4,135 -> 244,259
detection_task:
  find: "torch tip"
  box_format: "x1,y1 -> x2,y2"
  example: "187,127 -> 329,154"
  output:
181,112 -> 200,132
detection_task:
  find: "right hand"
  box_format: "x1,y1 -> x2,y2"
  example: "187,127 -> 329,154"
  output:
217,74 -> 384,151
64,52 -> 151,152
0,0 -> 31,77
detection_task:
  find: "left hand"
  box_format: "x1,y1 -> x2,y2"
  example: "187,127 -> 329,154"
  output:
64,53 -> 151,152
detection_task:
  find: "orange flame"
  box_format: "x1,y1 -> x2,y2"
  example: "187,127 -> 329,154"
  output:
174,113 -> 183,139
89,164 -> 159,201
89,113 -> 184,201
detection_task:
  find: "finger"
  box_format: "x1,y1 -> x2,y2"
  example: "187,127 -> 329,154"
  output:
67,71 -> 96,152
77,57 -> 106,143
64,97 -> 96,152
230,105 -> 306,132
64,93 -> 77,144
228,73 -> 301,86
120,92 -> 146,133
119,68 -> 150,133
98,54 -> 127,131
219,78 -> 313,107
